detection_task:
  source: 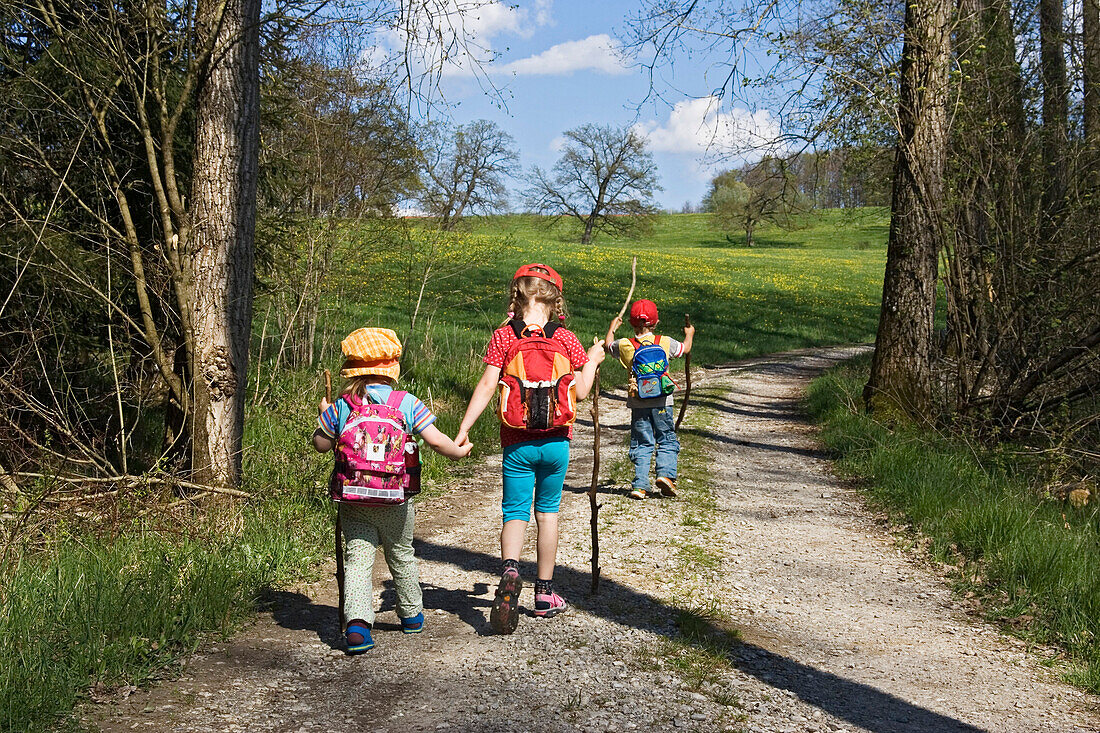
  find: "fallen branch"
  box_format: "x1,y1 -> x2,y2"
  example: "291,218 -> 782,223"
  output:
6,472 -> 251,498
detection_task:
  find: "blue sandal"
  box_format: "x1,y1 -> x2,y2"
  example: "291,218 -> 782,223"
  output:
345,622 -> 374,654
401,612 -> 425,634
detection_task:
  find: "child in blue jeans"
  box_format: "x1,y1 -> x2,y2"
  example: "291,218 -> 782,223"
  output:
605,299 -> 695,500
455,263 -> 604,634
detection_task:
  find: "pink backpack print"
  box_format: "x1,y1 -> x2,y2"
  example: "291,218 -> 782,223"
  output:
330,391 -> 420,505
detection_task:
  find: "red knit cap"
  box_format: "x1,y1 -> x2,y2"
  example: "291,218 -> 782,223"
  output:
629,299 -> 659,328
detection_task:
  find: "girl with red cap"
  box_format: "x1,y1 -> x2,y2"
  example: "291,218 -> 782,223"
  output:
456,263 -> 605,633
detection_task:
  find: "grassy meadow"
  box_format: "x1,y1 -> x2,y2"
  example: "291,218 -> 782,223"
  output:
3,210 -> 888,732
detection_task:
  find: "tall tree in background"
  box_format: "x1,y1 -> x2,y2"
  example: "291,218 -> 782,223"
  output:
526,124 -> 660,244
1040,0 -> 1069,215
419,119 -> 518,229
1085,0 -> 1100,171
188,0 -> 261,487
864,0 -> 952,417
705,159 -> 807,245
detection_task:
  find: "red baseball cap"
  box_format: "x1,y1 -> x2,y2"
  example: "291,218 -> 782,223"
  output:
629,299 -> 659,327
513,263 -> 563,292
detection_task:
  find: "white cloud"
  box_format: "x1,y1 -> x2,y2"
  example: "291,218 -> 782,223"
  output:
494,34 -> 628,76
365,1 -> 555,79
634,97 -> 783,160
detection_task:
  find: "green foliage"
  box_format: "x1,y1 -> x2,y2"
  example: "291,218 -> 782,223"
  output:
808,355 -> 1100,693
0,498 -> 328,732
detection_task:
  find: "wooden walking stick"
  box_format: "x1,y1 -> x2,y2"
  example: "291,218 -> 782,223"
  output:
589,340 -> 603,595
617,256 -> 638,321
675,314 -> 693,430
591,256 -> 638,594
325,368 -> 346,632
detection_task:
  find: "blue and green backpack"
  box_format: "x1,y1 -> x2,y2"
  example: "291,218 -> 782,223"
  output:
630,337 -> 676,399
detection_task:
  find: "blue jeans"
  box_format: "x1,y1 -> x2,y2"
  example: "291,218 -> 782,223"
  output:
501,438 -> 571,522
629,406 -> 680,491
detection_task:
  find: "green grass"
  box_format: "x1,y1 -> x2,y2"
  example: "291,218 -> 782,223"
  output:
0,496 -> 328,732
808,354 -> 1100,692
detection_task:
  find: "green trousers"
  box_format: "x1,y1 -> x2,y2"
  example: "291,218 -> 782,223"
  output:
340,501 -> 422,626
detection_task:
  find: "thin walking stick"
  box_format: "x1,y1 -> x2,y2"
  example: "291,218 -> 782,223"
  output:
325,368 -> 345,632
675,315 -> 693,430
591,257 -> 639,594
617,256 -> 638,321
589,347 -> 602,595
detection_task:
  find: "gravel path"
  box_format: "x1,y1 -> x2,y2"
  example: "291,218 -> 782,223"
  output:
85,347 -> 1100,733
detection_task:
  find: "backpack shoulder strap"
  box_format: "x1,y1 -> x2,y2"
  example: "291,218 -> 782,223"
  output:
385,390 -> 407,409
630,337 -> 643,350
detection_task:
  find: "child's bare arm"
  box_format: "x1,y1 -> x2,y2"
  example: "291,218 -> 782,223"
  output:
312,398 -> 335,452
419,424 -> 473,459
455,364 -> 501,446
682,323 -> 696,355
573,339 -> 606,401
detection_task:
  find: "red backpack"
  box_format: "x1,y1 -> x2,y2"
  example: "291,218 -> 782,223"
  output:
496,320 -> 577,431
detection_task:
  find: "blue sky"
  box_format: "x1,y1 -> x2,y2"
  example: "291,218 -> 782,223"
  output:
381,0 -> 782,210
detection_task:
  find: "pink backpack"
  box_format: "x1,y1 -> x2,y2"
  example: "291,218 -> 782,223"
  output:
329,390 -> 420,505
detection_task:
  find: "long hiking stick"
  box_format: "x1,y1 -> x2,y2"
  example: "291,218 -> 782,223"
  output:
591,257 -> 639,594
675,315 -> 692,430
617,256 -> 638,321
589,356 -> 602,594
325,368 -> 345,632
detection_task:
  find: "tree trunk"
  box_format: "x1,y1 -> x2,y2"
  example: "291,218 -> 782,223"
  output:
745,225 -> 754,247
865,0 -> 952,419
1085,0 -> 1100,168
581,217 -> 595,244
1040,0 -> 1069,214
188,0 -> 261,488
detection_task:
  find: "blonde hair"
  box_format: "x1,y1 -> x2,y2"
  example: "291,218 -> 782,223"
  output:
507,270 -> 569,324
341,374 -> 395,396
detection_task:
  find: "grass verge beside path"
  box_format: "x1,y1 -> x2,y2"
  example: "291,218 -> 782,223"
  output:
808,354 -> 1100,693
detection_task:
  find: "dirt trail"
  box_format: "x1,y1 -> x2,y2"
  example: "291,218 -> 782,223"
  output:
86,347 -> 1100,733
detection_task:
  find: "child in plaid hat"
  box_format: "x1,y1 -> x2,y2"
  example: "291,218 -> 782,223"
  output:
455,264 -> 605,634
605,300 -> 695,500
312,327 -> 470,653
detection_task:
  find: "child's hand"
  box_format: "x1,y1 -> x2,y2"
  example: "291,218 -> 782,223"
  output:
587,338 -> 606,363
609,315 -> 622,332
454,429 -> 471,448
319,398 -> 332,414
453,441 -> 474,459
684,323 -> 696,338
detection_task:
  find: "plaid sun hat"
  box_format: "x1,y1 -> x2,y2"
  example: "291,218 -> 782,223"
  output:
339,328 -> 402,381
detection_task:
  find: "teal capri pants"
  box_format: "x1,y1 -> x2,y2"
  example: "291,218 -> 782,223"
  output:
501,438 -> 571,522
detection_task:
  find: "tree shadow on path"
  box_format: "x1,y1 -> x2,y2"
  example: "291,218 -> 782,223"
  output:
410,539 -> 988,733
